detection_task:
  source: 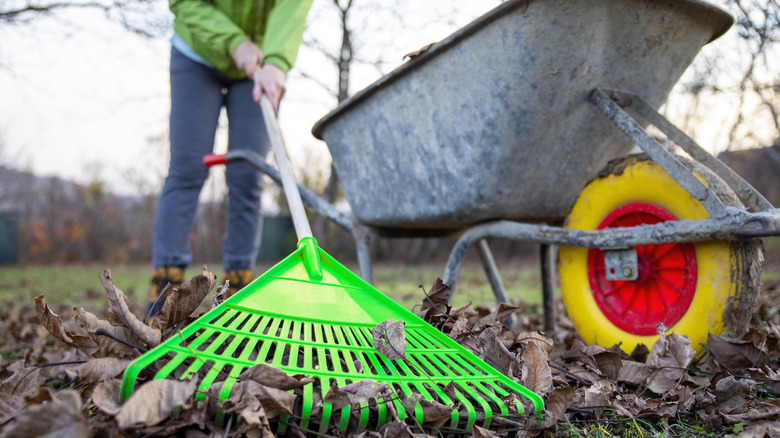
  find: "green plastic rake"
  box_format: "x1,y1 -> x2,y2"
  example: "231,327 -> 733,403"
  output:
120,97 -> 544,433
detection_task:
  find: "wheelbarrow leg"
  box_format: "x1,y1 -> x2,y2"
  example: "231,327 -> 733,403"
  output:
476,239 -> 511,304
356,239 -> 373,284
476,239 -> 518,329
444,237 -> 518,329
352,224 -> 375,284
540,244 -> 556,331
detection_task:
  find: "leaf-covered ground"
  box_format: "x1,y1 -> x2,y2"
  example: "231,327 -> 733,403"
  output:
0,267 -> 779,437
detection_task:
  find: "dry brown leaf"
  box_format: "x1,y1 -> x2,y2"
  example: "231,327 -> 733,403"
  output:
101,270 -> 162,347
372,319 -> 407,360
115,378 -> 197,429
417,278 -> 451,321
23,386 -> 56,405
547,385 -> 575,419
403,42 -> 436,60
419,397 -> 455,429
91,378 -> 122,415
353,431 -> 383,438
475,302 -> 519,331
645,328 -> 695,395
532,385 -> 575,430
376,420 -> 417,438
478,328 -> 515,372
592,350 -> 623,381
582,379 -> 616,418
1,390 -> 88,438
34,295 -> 97,355
563,339 -> 599,368
148,266 -> 217,332
634,398 -> 679,418
450,302 -> 479,321
514,331 -> 554,356
238,363 -> 314,390
674,386 -> 697,415
706,333 -> 770,375
448,317 -> 471,339
714,375 -> 754,415
520,341 -> 553,396
323,379 -> 394,411
730,420 -> 780,438
0,361 -> 44,398
629,343 -> 650,362
225,380 -> 296,419
73,307 -> 141,359
400,394 -> 454,429
0,393 -> 24,425
34,295 -> 75,346
612,394 -> 635,418
223,383 -> 275,437
472,424 -> 497,437
617,359 -> 651,386
722,399 -> 780,423
74,357 -> 131,384
563,340 -> 622,379
212,281 -> 230,308
743,367 -> 780,396
233,402 -> 272,436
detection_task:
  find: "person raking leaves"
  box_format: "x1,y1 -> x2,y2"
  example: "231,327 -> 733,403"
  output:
149,0 -> 314,312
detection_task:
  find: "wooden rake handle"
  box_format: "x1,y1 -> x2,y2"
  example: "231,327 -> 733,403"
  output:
259,95 -> 313,241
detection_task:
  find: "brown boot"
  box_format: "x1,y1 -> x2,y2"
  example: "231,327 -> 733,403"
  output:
149,266 -> 185,312
222,269 -> 255,297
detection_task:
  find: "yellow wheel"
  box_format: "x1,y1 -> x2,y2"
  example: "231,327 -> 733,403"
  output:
558,155 -> 762,354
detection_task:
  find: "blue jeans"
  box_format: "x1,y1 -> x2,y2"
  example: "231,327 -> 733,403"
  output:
153,47 -> 269,273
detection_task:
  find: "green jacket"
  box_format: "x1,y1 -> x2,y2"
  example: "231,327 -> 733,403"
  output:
170,0 -> 313,78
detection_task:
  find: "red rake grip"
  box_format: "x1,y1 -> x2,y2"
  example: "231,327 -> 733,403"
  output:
203,153 -> 227,167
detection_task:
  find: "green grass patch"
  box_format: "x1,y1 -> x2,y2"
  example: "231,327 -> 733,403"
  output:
0,264 -> 153,309
0,259 -> 547,312
0,348 -> 26,361
370,259 -> 546,311
1,254 -> 775,313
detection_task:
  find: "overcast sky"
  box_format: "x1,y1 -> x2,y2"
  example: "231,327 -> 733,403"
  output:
0,1 -> 501,197
0,0 -> 774,199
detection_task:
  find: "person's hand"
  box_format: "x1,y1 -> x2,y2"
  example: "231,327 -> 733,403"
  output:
252,63 -> 287,112
233,40 -> 263,77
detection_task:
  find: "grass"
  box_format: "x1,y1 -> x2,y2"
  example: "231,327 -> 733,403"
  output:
0,258 -> 547,312
2,248 -> 777,312
372,257 -> 545,310
0,263 -> 153,310
556,414 -> 732,438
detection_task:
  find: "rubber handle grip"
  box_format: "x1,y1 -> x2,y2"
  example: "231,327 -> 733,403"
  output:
203,153 -> 227,167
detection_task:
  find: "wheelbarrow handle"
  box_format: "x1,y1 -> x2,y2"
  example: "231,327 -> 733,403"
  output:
200,98 -> 313,241
203,153 -> 227,167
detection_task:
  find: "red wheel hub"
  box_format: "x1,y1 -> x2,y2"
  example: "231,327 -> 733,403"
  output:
587,202 -> 698,336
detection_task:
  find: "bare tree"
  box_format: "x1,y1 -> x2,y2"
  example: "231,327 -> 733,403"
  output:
0,0 -> 168,37
306,0 -> 355,206
678,0 -> 779,149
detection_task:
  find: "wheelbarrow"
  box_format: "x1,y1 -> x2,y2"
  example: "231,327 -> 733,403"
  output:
214,0 -> 779,354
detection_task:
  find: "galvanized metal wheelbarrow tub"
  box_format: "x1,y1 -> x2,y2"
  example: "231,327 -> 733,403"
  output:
222,0 -> 780,353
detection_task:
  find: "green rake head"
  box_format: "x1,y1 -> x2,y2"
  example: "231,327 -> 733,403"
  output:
120,237 -> 544,433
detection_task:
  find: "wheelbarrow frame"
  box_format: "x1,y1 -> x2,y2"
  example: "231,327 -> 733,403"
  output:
215,87 -> 780,334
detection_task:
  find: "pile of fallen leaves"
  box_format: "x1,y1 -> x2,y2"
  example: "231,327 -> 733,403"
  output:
0,269 -> 779,437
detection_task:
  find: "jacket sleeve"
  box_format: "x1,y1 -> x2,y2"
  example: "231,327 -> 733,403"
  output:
262,0 -> 314,72
169,0 -> 249,62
